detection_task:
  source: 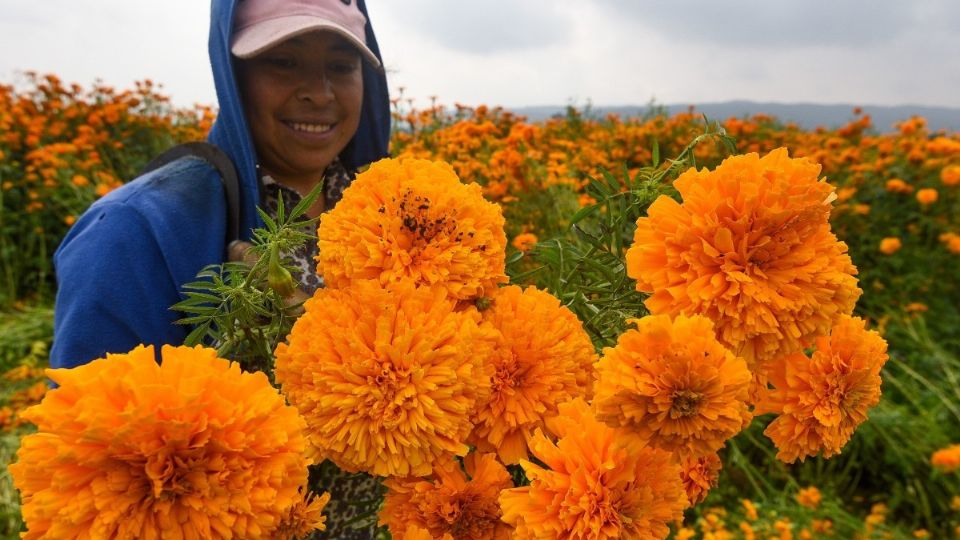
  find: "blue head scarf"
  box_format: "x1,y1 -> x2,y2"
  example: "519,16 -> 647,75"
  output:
205,0 -> 391,238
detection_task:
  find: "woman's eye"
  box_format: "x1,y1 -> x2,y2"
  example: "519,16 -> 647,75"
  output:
265,57 -> 296,69
329,60 -> 360,75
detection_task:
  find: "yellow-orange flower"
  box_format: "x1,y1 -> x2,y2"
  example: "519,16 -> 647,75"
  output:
593,314 -> 752,456
511,232 -> 538,252
941,164 -> 960,186
940,232 -> 960,254
885,178 -> 913,193
758,315 -> 888,463
275,490 -> 332,539
916,188 -> 939,205
10,345 -> 311,540
469,285 -> 596,464
499,398 -> 687,539
796,486 -> 822,509
879,237 -> 902,255
317,157 -> 508,301
680,453 -> 722,507
626,148 -> 861,368
379,453 -> 514,539
275,279 -> 496,477
931,444 -> 960,472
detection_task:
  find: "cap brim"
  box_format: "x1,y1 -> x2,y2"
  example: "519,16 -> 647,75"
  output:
231,15 -> 381,69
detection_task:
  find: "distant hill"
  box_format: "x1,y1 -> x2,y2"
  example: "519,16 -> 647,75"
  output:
510,101 -> 960,133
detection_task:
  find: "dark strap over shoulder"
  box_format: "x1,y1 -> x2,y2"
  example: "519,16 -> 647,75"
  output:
141,142 -> 241,244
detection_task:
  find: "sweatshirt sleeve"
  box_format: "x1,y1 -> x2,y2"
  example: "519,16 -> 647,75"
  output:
50,201 -> 188,369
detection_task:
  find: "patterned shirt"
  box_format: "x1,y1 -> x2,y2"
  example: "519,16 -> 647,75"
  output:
260,159 -> 384,539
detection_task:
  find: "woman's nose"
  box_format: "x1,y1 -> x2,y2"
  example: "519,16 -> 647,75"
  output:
296,70 -> 335,104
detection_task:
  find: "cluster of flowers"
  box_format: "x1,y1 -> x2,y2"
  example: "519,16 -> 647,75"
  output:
392,103 -> 960,328
0,73 -> 214,302
626,148 -> 888,463
12,152 -> 890,538
0,363 -> 47,431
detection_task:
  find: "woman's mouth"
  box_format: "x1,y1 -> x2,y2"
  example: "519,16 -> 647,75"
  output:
288,121 -> 334,134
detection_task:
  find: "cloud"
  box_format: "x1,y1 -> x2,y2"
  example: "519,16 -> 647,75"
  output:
591,0 -> 957,48
372,0 -> 572,54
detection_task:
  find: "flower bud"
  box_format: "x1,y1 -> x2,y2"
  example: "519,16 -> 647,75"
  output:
267,244 -> 297,298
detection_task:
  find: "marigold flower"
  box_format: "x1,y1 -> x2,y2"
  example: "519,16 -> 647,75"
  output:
916,188 -> 939,205
931,444 -> 960,472
275,490 -> 332,539
511,232 -> 538,252
499,398 -> 686,539
469,285 -> 596,464
594,314 -> 752,456
275,279 -> 496,477
941,164 -> 960,186
879,237 -> 902,255
379,453 -> 513,538
10,344 -> 312,540
796,486 -> 822,509
940,232 -> 960,254
317,158 -> 508,301
885,178 -> 913,193
626,148 -> 861,368
905,302 -> 928,313
758,315 -> 888,462
742,499 -> 759,521
680,453 -> 722,507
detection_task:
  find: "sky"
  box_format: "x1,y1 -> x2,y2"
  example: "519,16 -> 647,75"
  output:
2,0 -> 958,110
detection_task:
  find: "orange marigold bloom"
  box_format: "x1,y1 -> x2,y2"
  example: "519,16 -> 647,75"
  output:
941,164 -> 960,186
511,232 -> 538,252
317,158 -> 508,301
499,398 -> 686,539
275,279 -> 496,477
931,444 -> 960,472
879,237 -> 902,255
916,188 -> 939,205
469,285 -> 596,464
796,486 -> 822,509
626,148 -> 861,368
680,453 -> 722,507
9,345 -> 312,540
758,315 -> 888,463
940,232 -> 960,254
885,178 -> 912,193
275,490 -> 332,539
593,314 -> 752,456
379,453 -> 514,539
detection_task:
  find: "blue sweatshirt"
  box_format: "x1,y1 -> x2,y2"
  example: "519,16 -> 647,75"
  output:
50,0 -> 390,369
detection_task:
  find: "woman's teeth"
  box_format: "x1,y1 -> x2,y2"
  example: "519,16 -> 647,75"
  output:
290,122 -> 332,133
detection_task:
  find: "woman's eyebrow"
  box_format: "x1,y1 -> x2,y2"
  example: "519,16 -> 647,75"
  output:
329,42 -> 360,55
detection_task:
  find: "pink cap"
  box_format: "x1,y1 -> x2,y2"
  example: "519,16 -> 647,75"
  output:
231,0 -> 380,68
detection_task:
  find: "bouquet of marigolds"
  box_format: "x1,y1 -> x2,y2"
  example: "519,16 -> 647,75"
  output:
11,147 -> 892,539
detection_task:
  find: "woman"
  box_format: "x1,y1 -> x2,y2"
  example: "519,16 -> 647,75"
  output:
51,0 -> 390,536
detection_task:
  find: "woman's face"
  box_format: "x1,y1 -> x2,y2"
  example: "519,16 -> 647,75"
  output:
237,31 -> 364,187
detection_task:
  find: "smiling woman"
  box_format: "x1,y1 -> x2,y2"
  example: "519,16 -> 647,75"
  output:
236,31 -> 365,200
47,0 -> 390,538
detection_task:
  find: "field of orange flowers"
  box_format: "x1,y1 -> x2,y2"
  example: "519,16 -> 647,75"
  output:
1,75 -> 960,539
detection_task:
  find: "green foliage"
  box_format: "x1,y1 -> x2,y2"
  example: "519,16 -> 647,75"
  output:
509,121 -> 736,349
171,184 -> 322,381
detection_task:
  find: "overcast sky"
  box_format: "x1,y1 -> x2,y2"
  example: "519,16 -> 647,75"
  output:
2,0 -> 958,110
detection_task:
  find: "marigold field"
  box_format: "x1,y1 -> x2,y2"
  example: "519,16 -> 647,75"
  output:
2,73 -> 960,539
